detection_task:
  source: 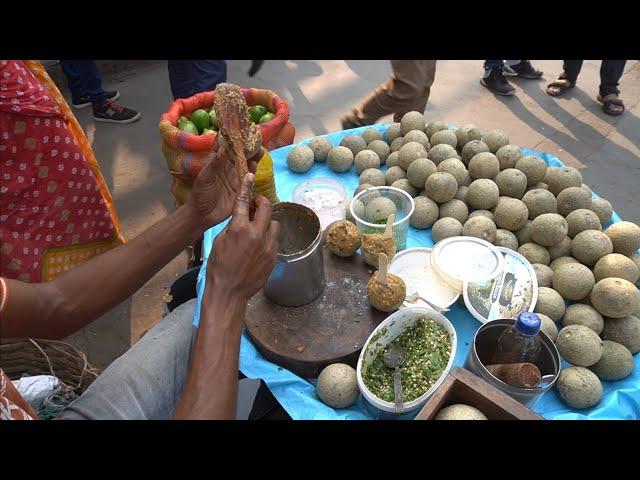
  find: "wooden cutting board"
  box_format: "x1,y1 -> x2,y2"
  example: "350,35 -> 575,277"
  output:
245,247 -> 388,379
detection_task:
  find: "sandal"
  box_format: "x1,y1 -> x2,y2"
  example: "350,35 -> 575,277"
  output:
597,94 -> 625,116
546,76 -> 576,97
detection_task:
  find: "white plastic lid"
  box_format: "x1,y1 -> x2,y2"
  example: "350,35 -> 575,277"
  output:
463,247 -> 538,324
388,247 -> 459,310
431,236 -> 505,292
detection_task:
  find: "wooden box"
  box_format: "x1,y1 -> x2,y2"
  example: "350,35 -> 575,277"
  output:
414,367 -> 544,420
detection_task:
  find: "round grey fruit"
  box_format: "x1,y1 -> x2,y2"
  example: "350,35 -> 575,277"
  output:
463,216 -> 497,243
590,341 -> 633,381
522,189 -> 558,219
439,199 -> 469,224
571,230 -> 613,266
410,196 -> 439,229
466,179 -> 500,210
534,287 -> 566,321
601,315 -> 640,354
556,324 -> 603,367
531,213 -> 569,246
516,155 -> 547,186
562,303 -> 604,334
557,187 -> 592,216
287,145 -> 315,173
308,136 -> 333,162
552,263 -> 595,301
496,144 -> 523,170
339,134 -> 367,156
354,149 -> 381,174
327,146 -> 354,173
519,242 -> 551,266
556,367 -> 602,409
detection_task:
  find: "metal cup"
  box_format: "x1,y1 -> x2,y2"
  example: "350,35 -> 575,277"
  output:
465,318 -> 561,406
264,202 -> 325,307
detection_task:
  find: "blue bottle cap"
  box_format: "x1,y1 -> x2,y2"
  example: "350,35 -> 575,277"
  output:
515,312 -> 541,336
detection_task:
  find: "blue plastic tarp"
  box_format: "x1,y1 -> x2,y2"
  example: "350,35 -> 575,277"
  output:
192,124 -> 640,420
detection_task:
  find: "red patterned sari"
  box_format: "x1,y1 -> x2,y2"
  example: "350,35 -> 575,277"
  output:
0,60 -> 124,283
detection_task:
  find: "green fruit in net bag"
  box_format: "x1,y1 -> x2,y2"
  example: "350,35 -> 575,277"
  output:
178,115 -> 189,126
179,120 -> 199,135
190,109 -> 210,133
209,110 -> 219,130
249,105 -> 268,123
202,128 -> 216,135
259,112 -> 275,124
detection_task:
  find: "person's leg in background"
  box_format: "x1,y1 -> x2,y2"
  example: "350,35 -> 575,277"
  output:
60,60 -> 109,107
167,60 -> 228,100
562,60 -> 584,84
546,60 -> 583,97
60,299 -> 260,420
59,60 -> 141,124
341,60 -> 437,128
480,60 -> 515,96
503,60 -> 543,79
598,60 -> 627,115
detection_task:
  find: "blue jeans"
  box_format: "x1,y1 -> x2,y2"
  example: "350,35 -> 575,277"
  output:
59,60 -> 108,106
167,60 -> 227,100
484,60 -> 504,70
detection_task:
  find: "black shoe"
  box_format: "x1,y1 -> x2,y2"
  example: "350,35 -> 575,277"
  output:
72,90 -> 120,109
503,60 -> 543,79
480,67 -> 516,96
341,116 -> 363,130
92,100 -> 141,124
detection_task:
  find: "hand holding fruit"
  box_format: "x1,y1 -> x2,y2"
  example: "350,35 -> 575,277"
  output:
205,172 -> 280,301
186,137 -> 262,230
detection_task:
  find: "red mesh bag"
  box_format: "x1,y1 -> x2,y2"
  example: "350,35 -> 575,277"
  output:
158,88 -> 295,204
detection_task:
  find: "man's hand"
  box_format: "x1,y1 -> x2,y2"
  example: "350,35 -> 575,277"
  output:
206,173 -> 280,302
186,139 -> 262,232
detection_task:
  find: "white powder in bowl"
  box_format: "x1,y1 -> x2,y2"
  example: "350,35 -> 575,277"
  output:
297,188 -> 346,230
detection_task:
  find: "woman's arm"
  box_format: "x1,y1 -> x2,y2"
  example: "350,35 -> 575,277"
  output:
1,146 -> 258,339
172,174 -> 280,420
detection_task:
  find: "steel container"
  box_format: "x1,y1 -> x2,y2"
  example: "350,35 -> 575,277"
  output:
465,318 -> 561,406
264,202 -> 325,307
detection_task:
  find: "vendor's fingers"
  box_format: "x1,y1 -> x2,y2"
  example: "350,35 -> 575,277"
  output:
194,153 -> 219,187
252,195 -> 273,233
247,149 -> 262,174
232,173 -> 255,220
266,220 -> 281,252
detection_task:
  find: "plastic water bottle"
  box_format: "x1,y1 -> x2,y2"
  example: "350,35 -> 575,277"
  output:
491,312 -> 542,365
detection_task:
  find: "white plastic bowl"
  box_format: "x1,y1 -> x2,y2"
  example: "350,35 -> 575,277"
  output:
356,306 -> 457,414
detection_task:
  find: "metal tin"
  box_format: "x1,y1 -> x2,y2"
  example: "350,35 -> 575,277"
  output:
465,318 -> 561,406
264,202 -> 325,307
388,247 -> 459,310
463,247 -> 538,324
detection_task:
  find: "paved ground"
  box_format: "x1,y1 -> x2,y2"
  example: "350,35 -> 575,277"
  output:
48,60 -> 640,369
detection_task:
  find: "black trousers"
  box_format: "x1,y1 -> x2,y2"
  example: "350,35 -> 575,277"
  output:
562,60 -> 627,96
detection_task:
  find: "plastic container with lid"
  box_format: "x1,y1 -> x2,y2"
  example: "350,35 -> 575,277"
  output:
292,178 -> 346,230
463,247 -> 538,324
430,236 -> 505,293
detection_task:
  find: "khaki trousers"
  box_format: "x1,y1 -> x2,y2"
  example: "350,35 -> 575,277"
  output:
345,60 -> 438,125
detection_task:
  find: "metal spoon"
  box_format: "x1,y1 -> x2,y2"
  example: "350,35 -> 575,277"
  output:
537,374 -> 556,388
383,343 -> 406,413
405,292 -> 451,313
